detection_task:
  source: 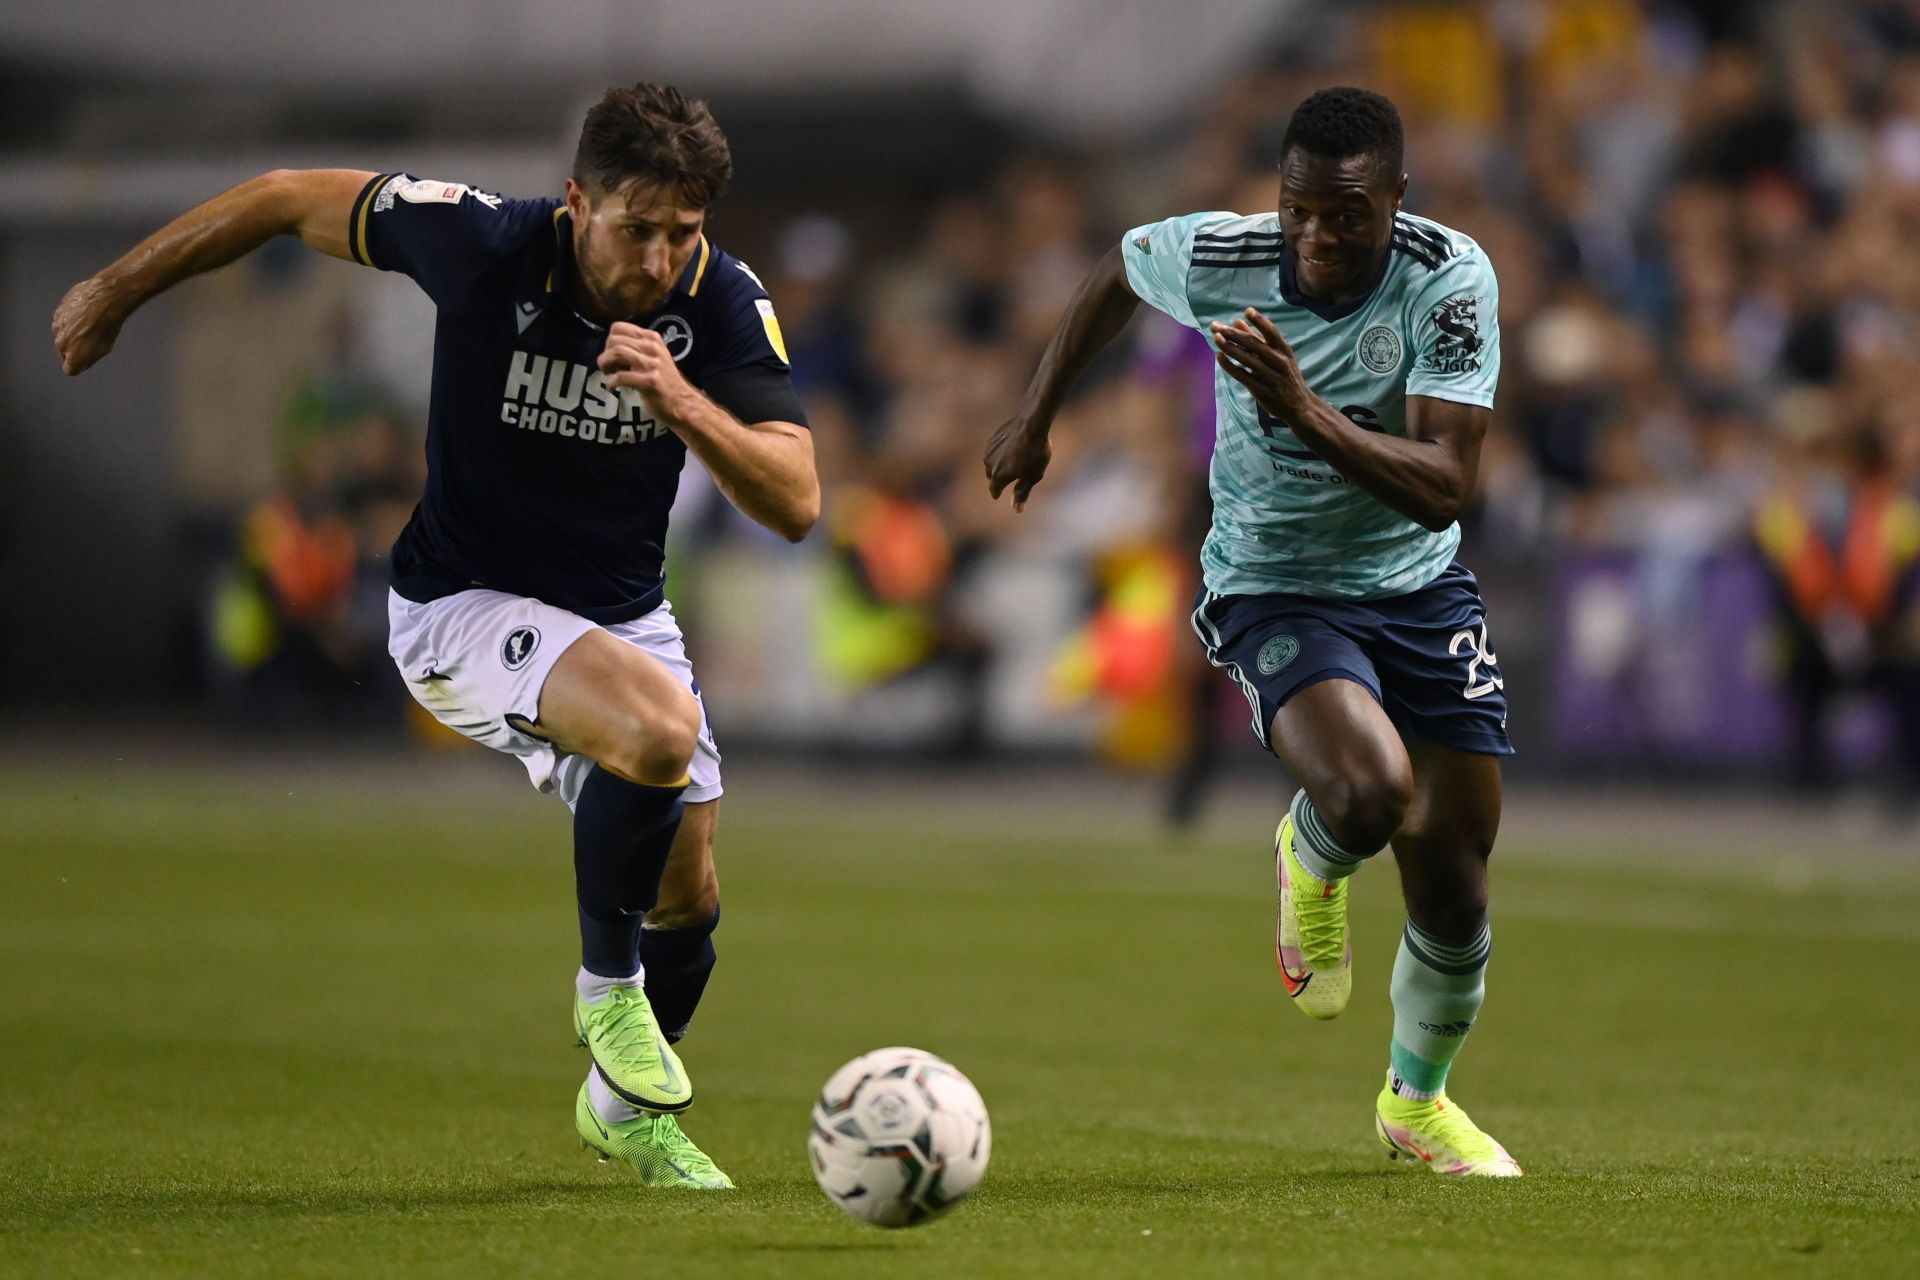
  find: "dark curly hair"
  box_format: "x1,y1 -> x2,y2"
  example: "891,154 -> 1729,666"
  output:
1279,86 -> 1404,179
573,83 -> 733,207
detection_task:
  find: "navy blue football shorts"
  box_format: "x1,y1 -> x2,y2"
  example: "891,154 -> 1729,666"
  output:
1189,561 -> 1513,757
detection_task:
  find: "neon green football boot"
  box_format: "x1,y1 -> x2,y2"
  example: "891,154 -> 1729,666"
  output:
573,984 -> 693,1113
575,1081 -> 734,1189
1274,815 -> 1353,1020
1375,1072 -> 1522,1177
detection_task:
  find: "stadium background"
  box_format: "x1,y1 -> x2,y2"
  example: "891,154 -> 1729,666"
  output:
3,2 -> 1918,1277
7,0 -> 1920,801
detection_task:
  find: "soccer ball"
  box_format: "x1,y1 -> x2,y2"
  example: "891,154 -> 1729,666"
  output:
808,1047 -> 992,1228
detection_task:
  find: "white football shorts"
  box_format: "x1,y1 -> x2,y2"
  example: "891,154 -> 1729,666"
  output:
386,588 -> 723,809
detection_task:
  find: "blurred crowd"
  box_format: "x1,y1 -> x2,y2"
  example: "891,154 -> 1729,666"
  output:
774,0 -> 1920,796
219,0 -> 1920,802
205,317 -> 419,732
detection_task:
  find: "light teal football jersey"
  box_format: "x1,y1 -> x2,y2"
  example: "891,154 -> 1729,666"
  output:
1122,209 -> 1499,600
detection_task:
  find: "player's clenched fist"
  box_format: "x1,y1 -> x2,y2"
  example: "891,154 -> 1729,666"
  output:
51,275 -> 130,376
983,416 -> 1052,513
597,322 -> 697,422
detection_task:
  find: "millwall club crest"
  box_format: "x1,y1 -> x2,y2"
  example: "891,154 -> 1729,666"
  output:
651,314 -> 694,362
501,626 -> 541,671
1357,324 -> 1402,375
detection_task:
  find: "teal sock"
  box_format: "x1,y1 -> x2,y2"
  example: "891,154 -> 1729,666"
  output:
1388,919 -> 1491,1100
1288,789 -> 1381,882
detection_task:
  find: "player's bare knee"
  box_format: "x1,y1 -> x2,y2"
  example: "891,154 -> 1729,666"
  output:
607,728 -> 694,784
1319,769 -> 1411,851
600,692 -> 700,783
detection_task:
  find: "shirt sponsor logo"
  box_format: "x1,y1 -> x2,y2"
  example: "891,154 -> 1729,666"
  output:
1420,294 -> 1484,374
497,350 -> 673,444
1357,324 -> 1402,375
375,175 -> 502,214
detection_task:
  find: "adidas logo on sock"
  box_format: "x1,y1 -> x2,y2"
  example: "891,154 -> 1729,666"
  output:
1417,1020 -> 1475,1037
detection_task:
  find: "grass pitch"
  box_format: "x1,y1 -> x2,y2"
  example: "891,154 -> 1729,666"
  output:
2,753 -> 1917,1278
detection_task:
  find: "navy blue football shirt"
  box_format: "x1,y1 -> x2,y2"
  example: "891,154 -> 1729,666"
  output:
347,172 -> 808,623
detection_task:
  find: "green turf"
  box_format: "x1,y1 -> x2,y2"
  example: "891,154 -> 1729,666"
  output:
2,761 -> 1917,1278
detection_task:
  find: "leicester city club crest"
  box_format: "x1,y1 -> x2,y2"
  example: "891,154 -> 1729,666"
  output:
1357,324 -> 1402,375
1257,635 -> 1299,675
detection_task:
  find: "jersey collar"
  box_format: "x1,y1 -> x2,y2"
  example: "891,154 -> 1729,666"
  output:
546,206 -> 570,296
676,235 -> 712,297
1279,243 -> 1391,324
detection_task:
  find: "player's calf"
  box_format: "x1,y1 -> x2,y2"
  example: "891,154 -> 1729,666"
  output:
641,907 -> 719,1044
571,764 -> 697,1112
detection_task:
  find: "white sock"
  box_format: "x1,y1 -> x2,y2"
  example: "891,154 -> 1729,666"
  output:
576,964 -> 644,1003
588,1068 -> 641,1125
1390,1069 -> 1442,1103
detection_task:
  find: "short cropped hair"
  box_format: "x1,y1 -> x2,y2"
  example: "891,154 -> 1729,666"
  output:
573,83 -> 733,207
1279,87 -> 1404,178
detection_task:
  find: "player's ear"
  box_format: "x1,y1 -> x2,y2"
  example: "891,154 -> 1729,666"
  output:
1393,172 -> 1409,212
565,177 -> 591,220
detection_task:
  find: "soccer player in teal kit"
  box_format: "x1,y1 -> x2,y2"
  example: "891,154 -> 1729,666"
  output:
54,84 -> 819,1188
986,87 -> 1520,1175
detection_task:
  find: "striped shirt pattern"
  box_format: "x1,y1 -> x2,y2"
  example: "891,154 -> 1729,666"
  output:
1123,209 -> 1500,600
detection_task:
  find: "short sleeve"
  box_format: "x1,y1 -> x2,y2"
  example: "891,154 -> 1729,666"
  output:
1404,247 -> 1500,409
698,254 -> 793,377
351,173 -> 552,311
696,253 -> 808,427
1121,212 -> 1220,330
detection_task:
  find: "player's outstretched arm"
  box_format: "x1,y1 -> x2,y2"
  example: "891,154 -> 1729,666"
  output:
1214,309 -> 1488,531
52,168 -> 377,375
596,322 -> 820,542
984,244 -> 1140,511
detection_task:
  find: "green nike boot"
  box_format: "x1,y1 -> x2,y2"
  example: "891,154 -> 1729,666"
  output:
575,1081 -> 733,1189
573,984 -> 693,1113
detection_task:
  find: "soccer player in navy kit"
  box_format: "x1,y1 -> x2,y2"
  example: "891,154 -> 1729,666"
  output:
53,84 -> 818,1188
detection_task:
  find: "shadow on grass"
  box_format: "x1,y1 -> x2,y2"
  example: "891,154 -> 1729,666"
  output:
724,1240 -> 907,1253
999,1165 -> 1404,1199
13,1176 -> 652,1223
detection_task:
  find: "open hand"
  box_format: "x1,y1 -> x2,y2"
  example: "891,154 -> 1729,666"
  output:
1210,308 -> 1311,419
983,416 -> 1052,512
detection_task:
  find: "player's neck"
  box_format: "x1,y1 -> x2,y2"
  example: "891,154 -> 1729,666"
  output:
566,264 -> 623,327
